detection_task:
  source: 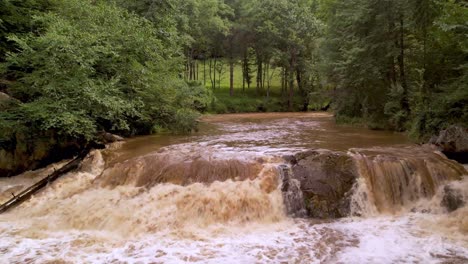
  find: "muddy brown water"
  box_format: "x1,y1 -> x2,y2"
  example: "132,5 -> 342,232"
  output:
107,112 -> 411,164
0,112 -> 467,264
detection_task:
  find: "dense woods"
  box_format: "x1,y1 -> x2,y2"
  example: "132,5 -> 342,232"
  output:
0,0 -> 466,174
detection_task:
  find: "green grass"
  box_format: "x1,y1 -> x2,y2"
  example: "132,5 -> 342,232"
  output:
193,60 -> 326,114
206,61 -> 283,91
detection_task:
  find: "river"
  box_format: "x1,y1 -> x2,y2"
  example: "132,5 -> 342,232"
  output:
0,112 -> 467,263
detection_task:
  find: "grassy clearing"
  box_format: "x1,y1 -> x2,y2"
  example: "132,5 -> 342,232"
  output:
195,60 -> 308,113
203,61 -> 283,90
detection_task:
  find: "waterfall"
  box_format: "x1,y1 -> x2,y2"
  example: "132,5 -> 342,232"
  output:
278,164 -> 307,217
348,146 -> 467,215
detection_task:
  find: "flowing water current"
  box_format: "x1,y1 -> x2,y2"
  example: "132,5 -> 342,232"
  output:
0,113 -> 467,263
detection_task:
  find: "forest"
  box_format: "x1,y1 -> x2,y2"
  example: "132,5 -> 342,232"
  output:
0,0 -> 467,175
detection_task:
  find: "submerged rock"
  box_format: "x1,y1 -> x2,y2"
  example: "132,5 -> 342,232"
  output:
441,185 -> 465,213
289,150 -> 359,218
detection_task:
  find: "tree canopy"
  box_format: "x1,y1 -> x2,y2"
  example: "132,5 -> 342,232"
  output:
0,0 -> 466,145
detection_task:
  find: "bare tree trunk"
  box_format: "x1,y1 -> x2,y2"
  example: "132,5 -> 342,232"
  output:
229,58 -> 234,96
288,51 -> 296,111
266,63 -> 270,99
213,59 -> 217,90
209,59 -> 215,90
281,67 -> 287,97
203,59 -> 206,86
186,50 -> 191,80
0,149 -> 91,214
242,51 -> 247,92
256,54 -> 262,95
242,72 -> 246,92
189,61 -> 193,80
267,67 -> 276,99
296,69 -> 302,92
398,15 -> 409,112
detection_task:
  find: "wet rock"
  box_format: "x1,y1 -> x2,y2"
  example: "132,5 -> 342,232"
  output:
0,131 -> 83,177
429,126 -> 468,163
278,165 -> 307,217
290,149 -> 359,218
429,125 -> 468,154
99,132 -> 124,144
441,185 -> 465,212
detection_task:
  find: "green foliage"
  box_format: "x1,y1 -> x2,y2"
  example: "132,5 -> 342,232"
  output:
1,0 -> 465,152
0,0 -> 54,62
209,88 -> 304,114
321,0 -> 467,136
1,0 -> 209,142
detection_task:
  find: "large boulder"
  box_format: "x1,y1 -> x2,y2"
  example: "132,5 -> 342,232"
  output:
98,132 -> 124,144
429,125 -> 468,153
287,150 -> 359,218
429,125 -> 468,163
0,131 -> 84,177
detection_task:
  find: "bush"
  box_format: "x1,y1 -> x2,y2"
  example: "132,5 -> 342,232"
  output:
1,0 -> 205,141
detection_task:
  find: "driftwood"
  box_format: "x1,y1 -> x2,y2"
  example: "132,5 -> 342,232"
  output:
0,149 -> 90,214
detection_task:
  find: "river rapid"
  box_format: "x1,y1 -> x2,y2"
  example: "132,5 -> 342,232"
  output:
0,112 -> 467,263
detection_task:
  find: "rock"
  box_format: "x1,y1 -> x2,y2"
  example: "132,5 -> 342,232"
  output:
278,165 -> 307,217
0,130 -> 83,177
0,92 -> 10,101
441,185 -> 465,212
99,132 -> 124,144
429,126 -> 468,163
0,92 -> 17,110
430,125 -> 468,153
290,149 -> 359,218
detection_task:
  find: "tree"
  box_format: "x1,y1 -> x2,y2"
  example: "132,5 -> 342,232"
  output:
250,0 -> 320,109
0,0 -> 53,62
0,0 -> 209,142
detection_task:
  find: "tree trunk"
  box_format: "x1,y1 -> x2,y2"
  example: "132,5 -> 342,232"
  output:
242,51 -> 247,92
213,59 -> 217,90
288,51 -> 296,111
203,59 -> 206,86
0,149 -> 91,214
398,15 -> 409,112
266,63 -> 270,99
281,67 -> 285,96
256,54 -> 262,95
229,58 -> 234,96
296,69 -> 302,93
209,59 -> 215,90
189,61 -> 193,80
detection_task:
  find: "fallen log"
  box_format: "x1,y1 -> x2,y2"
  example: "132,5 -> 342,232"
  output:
0,149 -> 90,214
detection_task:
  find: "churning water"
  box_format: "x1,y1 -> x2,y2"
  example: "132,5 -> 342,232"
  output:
0,113 -> 467,263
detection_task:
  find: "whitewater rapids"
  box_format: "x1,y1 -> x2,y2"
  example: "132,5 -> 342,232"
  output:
0,113 -> 467,263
